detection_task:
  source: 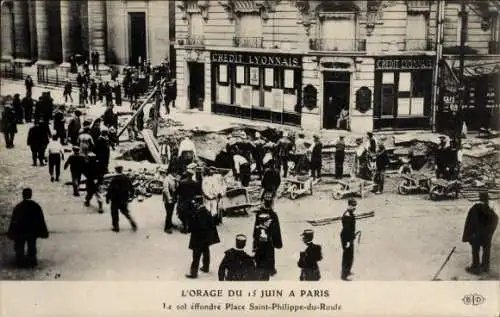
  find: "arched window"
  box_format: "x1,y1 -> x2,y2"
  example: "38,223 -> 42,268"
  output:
314,2 -> 361,51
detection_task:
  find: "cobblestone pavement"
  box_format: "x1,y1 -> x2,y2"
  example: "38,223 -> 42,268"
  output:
0,80 -> 498,281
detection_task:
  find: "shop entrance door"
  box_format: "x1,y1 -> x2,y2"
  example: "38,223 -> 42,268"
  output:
323,72 -> 350,129
128,12 -> 147,66
188,62 -> 205,109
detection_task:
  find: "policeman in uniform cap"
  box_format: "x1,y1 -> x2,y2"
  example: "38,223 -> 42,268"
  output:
253,195 -> 283,280
298,229 -> 323,281
341,198 -> 357,280
218,234 -> 256,281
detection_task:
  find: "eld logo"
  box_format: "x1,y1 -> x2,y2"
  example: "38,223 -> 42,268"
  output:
462,293 -> 485,306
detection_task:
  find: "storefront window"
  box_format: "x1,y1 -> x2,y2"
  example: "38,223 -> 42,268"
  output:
211,52 -> 302,125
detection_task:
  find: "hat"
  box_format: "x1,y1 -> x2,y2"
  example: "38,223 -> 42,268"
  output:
236,234 -> 247,242
313,134 -> 320,140
258,213 -> 270,220
301,229 -> 314,241
348,198 -> 357,207
479,191 -> 489,202
72,146 -> 80,151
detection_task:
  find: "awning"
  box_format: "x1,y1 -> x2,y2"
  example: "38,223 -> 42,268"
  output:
445,59 -> 500,79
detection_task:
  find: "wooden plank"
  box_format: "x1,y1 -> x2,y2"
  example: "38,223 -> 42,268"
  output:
142,129 -> 163,165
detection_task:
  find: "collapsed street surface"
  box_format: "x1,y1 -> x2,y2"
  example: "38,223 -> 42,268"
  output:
0,80 -> 498,282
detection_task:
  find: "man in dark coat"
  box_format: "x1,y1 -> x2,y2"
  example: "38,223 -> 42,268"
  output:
27,120 -> 50,166
218,234 -> 256,281
90,79 -> 98,105
1,104 -> 17,148
22,95 -> 34,123
276,131 -> 293,178
253,195 -> 283,280
186,202 -> 220,279
53,108 -> 66,144
462,192 -> 498,275
94,128 -> 111,184
102,105 -> 115,128
12,94 -> 23,124
261,158 -> 281,200
64,146 -> 85,196
374,143 -> 390,194
63,80 -> 73,103
106,166 -> 137,232
252,132 -> 266,179
435,136 -> 452,180
7,188 -> 49,267
67,110 -> 82,146
335,136 -> 345,179
341,199 -> 357,281
176,164 -> 201,233
310,135 -> 323,181
25,75 -> 34,98
83,152 -> 103,213
298,229 -> 322,281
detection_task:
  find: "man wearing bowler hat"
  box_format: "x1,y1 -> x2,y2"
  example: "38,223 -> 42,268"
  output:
341,198 -> 357,280
298,229 -> 323,281
218,234 -> 256,281
462,192 -> 498,275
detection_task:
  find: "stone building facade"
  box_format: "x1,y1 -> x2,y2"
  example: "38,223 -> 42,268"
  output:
173,0 -> 500,132
0,0 -> 171,68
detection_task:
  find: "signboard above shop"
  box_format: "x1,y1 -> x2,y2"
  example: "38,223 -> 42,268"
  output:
375,56 -> 434,71
211,51 -> 302,68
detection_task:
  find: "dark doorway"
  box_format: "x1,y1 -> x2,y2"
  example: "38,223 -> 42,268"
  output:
128,12 -> 146,66
323,72 -> 350,129
188,62 -> 205,109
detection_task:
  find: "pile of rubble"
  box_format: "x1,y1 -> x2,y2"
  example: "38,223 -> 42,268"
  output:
101,165 -> 164,202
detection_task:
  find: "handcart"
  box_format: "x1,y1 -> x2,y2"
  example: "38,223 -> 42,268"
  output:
283,176 -> 313,200
331,177 -> 376,200
220,187 -> 253,217
397,173 -> 432,195
429,178 -> 460,201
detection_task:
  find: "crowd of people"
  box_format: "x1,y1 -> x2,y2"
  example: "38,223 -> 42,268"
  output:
0,63 -> 496,280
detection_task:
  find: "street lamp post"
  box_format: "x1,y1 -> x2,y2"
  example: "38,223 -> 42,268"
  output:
457,0 -> 468,139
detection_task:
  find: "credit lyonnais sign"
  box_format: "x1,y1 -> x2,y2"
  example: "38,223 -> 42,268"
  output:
211,52 -> 301,68
375,57 -> 434,71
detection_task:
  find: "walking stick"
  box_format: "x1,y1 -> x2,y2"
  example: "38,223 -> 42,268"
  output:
431,247 -> 456,281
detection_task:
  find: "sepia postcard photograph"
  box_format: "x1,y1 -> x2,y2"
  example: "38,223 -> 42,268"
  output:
0,0 -> 499,316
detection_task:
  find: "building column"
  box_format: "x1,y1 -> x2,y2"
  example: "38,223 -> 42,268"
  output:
60,0 -> 80,66
35,0 -> 54,65
88,0 -> 107,65
12,0 -> 32,63
1,2 -> 14,61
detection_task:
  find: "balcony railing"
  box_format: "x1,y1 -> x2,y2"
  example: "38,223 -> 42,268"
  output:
309,38 -> 366,51
405,39 -> 435,51
184,35 -> 205,47
488,41 -> 500,54
233,37 -> 264,48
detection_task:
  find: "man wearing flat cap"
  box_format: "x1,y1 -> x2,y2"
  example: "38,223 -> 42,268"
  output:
177,163 -> 202,233
218,234 -> 256,281
298,229 -> 323,281
462,192 -> 498,275
253,195 -> 283,280
106,165 -> 137,232
341,199 -> 357,280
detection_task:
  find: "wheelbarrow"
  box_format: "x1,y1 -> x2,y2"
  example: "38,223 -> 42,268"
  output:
397,173 -> 432,195
283,176 -> 313,200
332,177 -> 376,200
